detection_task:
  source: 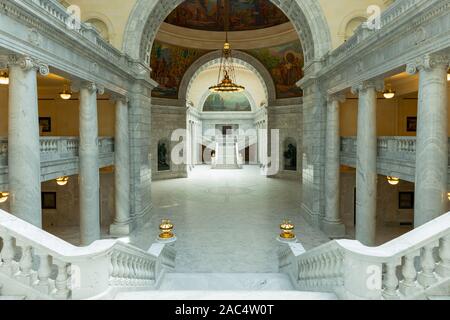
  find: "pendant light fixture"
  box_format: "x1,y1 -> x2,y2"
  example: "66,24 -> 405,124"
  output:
387,176 -> 400,186
0,192 -> 9,203
0,71 -> 9,85
383,84 -> 396,99
59,81 -> 73,100
56,176 -> 69,186
209,0 -> 245,93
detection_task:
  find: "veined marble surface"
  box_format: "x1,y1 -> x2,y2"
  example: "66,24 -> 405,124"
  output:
130,165 -> 330,273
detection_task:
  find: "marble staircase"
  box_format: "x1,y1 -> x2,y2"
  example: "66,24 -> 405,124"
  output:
114,273 -> 338,300
212,141 -> 242,169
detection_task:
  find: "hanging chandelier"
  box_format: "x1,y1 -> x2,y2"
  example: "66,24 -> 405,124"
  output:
209,0 -> 245,93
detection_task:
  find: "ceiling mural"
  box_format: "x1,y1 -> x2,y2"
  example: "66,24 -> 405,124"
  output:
165,0 -> 289,32
244,40 -> 304,99
151,41 -> 210,99
203,92 -> 252,112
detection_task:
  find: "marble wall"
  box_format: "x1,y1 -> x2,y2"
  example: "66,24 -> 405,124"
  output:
0,88 -> 115,137
151,100 -> 187,180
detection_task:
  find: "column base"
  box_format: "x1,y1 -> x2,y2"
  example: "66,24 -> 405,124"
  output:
109,222 -> 131,237
321,220 -> 346,238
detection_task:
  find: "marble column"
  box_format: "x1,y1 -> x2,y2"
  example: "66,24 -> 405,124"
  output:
323,94 -> 346,237
407,54 -> 449,227
6,55 -> 48,227
79,82 -> 101,245
352,80 -> 383,246
110,96 -> 131,236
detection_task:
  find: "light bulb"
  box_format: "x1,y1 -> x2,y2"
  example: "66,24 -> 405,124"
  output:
0,72 -> 9,85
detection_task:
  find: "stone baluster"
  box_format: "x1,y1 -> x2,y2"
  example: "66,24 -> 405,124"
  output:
0,235 -> 16,276
54,260 -> 70,299
37,253 -> 52,294
17,244 -> 33,285
323,93 -> 346,237
351,79 -> 384,246
407,54 -> 449,227
399,253 -> 419,296
110,96 -> 131,236
418,244 -> 437,287
437,235 -> 450,277
6,55 -> 49,227
383,262 -> 399,299
77,81 -> 102,245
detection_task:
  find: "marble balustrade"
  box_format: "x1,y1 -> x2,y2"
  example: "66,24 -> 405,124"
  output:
0,209 -> 175,299
341,136 -> 450,187
279,211 -> 450,300
0,136 -> 114,190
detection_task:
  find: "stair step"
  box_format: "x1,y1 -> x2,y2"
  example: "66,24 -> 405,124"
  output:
159,273 -> 294,291
427,295 -> 450,300
115,290 -> 337,300
0,296 -> 26,300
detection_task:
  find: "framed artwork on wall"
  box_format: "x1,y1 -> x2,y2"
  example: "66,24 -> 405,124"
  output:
399,191 -> 414,210
39,117 -> 52,133
41,192 -> 57,209
406,117 -> 417,132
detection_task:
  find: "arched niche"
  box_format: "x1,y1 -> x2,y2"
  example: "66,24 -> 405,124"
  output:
283,137 -> 298,171
157,138 -> 171,172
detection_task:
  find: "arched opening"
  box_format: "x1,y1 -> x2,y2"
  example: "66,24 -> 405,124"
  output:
122,0 -> 332,273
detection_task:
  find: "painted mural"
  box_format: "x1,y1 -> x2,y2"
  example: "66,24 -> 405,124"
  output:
203,92 -> 252,112
165,0 -> 289,32
151,41 -> 209,99
245,41 -> 304,99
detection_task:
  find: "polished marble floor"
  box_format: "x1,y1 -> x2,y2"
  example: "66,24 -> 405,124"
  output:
129,165 -> 330,273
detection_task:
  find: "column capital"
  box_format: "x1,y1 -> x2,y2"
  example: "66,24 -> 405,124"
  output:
327,92 -> 346,104
0,54 -> 49,76
71,81 -> 105,94
351,78 -> 384,95
406,53 -> 450,75
111,93 -> 129,105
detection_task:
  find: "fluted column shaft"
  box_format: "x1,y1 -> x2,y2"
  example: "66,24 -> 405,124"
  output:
407,55 -> 449,227
79,82 -> 100,245
110,97 -> 131,236
7,56 -> 49,227
353,81 -> 382,246
323,95 -> 346,237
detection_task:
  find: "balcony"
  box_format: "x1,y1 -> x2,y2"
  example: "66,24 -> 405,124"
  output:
340,137 -> 450,186
0,137 -> 114,189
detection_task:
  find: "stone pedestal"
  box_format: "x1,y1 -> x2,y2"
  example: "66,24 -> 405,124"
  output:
79,82 -> 101,245
352,80 -> 382,246
407,54 -> 449,227
323,94 -> 346,237
110,97 -> 131,236
7,55 -> 49,227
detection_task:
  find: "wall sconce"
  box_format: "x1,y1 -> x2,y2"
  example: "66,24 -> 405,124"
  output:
383,84 -> 396,99
56,176 -> 69,186
0,71 -> 9,85
0,192 -> 9,203
447,192 -> 450,201
447,69 -> 450,81
279,220 -> 296,241
387,176 -> 400,185
158,219 -> 175,240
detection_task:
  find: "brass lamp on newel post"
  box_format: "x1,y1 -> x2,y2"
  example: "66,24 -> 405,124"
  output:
277,220 -> 297,243
157,219 -> 177,243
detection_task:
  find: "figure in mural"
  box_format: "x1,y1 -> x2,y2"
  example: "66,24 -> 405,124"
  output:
284,143 -> 297,171
203,92 -> 252,112
158,141 -> 170,171
165,0 -> 289,32
245,41 -> 304,99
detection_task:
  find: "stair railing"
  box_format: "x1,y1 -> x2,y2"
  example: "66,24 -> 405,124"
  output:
279,212 -> 450,299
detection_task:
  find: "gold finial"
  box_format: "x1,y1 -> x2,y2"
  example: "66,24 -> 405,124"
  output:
159,219 -> 175,240
280,220 -> 295,240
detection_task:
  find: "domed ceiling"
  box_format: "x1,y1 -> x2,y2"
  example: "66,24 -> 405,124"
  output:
165,0 -> 289,32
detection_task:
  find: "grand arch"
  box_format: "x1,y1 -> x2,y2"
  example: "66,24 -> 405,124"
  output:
178,50 -> 276,105
122,0 -> 332,67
